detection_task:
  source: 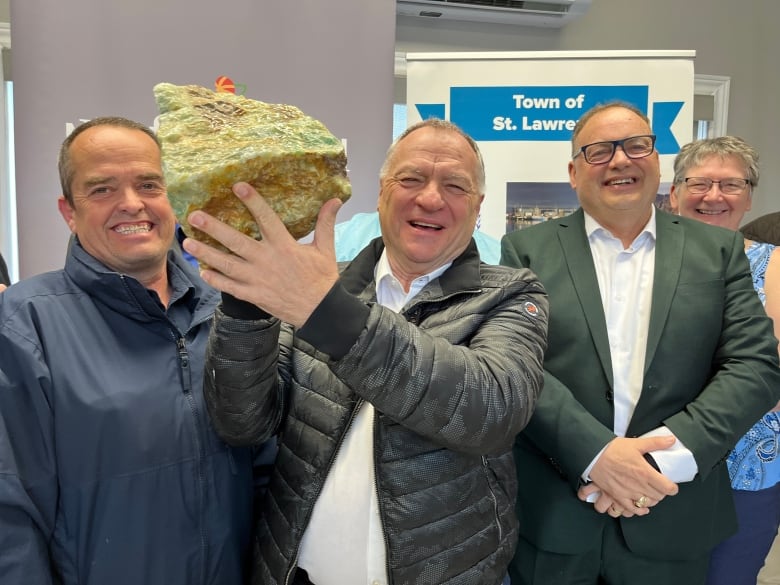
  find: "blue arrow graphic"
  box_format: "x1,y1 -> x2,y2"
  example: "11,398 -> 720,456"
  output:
415,104 -> 446,120
652,102 -> 683,154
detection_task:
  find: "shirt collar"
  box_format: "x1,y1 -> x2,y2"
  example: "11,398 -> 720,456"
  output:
584,205 -> 657,245
374,249 -> 451,311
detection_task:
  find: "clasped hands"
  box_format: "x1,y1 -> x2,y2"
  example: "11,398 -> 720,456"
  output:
182,182 -> 344,328
577,435 -> 679,518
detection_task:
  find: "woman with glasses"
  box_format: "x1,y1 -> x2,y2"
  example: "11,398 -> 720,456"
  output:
670,136 -> 780,585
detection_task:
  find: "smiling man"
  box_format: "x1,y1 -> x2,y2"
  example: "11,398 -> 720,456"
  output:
0,117 -> 255,585
182,118 -> 549,585
57,119 -> 176,301
500,102 -> 780,585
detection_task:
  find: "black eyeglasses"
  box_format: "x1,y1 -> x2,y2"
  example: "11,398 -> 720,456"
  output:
682,177 -> 752,195
573,135 -> 657,165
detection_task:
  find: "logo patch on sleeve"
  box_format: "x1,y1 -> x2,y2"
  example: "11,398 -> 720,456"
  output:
523,301 -> 541,317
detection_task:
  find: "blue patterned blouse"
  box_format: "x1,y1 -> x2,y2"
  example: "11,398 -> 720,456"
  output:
728,241 -> 780,491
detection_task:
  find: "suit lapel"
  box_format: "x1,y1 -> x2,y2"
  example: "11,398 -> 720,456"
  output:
645,211 -> 684,371
557,210 -> 614,387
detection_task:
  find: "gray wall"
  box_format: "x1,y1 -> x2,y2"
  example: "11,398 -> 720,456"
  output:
10,0 -> 394,278
4,0 -> 779,276
396,0 -> 780,223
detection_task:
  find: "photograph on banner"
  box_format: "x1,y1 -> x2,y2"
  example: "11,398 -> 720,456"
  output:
505,181 -> 674,233
405,51 -> 695,240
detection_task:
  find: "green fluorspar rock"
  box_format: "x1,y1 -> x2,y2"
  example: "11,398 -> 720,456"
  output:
153,82 -> 351,246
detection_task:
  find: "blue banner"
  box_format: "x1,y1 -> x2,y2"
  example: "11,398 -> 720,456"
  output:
415,85 -> 683,154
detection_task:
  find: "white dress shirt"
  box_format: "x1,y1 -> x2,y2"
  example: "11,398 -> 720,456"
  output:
581,208 -> 697,486
586,209 -> 656,438
297,250 -> 451,585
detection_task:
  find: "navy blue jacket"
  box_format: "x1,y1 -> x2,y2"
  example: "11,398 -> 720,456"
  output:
0,240 -> 254,585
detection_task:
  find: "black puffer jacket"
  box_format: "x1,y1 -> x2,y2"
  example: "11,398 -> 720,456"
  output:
204,239 -> 548,585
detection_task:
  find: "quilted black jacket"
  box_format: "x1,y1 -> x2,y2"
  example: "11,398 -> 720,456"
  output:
203,239 -> 548,585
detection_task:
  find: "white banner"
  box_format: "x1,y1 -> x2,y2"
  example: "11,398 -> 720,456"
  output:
406,50 -> 695,239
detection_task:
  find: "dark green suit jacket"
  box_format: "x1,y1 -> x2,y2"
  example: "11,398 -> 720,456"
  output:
501,208 -> 780,560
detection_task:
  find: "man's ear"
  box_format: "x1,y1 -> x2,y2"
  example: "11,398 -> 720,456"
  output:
669,183 -> 680,214
57,196 -> 78,233
568,161 -> 577,190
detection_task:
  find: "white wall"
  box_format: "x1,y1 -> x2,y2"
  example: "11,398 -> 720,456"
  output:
396,0 -> 780,223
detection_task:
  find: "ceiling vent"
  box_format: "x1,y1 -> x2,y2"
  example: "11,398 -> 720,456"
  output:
396,0 -> 591,28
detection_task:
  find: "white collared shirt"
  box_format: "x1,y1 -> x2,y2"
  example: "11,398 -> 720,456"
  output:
585,209 -> 656,438
297,250 -> 450,585
582,207 -> 697,485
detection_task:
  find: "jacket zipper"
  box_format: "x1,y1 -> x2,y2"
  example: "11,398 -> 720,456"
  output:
482,456 -> 503,542
121,275 -> 215,585
373,411 -> 393,585
283,399 -> 364,585
177,334 -> 209,585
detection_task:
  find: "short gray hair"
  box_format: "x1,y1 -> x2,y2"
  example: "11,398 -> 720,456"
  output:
672,136 -> 759,187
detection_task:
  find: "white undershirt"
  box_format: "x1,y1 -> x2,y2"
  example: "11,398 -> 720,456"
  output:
297,250 -> 450,585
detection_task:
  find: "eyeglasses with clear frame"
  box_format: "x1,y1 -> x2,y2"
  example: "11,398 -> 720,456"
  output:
682,177 -> 752,195
573,135 -> 657,165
